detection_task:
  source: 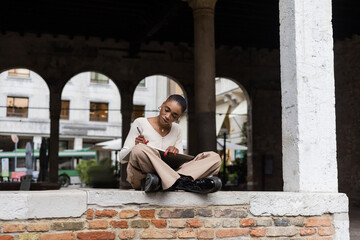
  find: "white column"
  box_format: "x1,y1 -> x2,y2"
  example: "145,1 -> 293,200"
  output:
74,137 -> 83,150
280,0 -> 337,192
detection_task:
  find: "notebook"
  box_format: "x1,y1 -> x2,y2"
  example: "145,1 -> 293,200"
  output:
120,146 -> 194,169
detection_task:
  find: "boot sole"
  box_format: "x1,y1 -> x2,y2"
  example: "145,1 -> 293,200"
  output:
144,174 -> 160,192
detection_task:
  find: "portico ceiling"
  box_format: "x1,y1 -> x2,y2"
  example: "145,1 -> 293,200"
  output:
0,0 -> 358,53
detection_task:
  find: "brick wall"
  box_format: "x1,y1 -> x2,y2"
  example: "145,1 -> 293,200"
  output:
0,206 -> 335,239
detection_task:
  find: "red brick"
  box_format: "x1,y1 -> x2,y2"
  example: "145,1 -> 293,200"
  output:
305,218 -> 331,227
306,238 -> 333,240
89,220 -> 108,229
139,209 -> 155,218
3,224 -> 26,233
119,229 -> 136,239
0,236 -> 14,240
110,220 -> 128,228
87,209 -> 94,220
77,231 -> 115,240
178,229 -> 196,239
151,219 -> 167,228
250,228 -> 266,237
318,227 -> 334,236
187,219 -> 202,228
27,223 -> 50,232
300,228 -> 316,236
216,228 -> 249,238
198,229 -> 214,239
120,210 -> 138,219
40,232 -> 76,240
95,210 -> 118,218
240,218 -> 255,227
140,229 -> 177,239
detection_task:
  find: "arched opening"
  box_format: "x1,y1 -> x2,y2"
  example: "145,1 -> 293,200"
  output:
0,68 -> 50,173
215,77 -> 250,191
132,75 -> 188,152
60,71 -> 121,186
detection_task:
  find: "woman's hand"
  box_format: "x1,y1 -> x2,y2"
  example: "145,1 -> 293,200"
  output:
135,135 -> 149,145
164,146 -> 179,156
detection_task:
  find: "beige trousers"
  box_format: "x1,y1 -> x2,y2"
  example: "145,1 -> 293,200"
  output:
126,144 -> 222,190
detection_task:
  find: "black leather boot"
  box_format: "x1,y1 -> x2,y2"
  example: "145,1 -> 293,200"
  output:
193,176 -> 222,193
174,176 -> 222,194
141,173 -> 161,192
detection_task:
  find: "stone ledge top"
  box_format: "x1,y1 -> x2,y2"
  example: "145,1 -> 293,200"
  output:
0,189 -> 348,220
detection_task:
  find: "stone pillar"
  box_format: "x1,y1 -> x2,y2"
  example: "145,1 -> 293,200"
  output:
119,90 -> 133,189
187,0 -> 217,153
120,91 -> 133,148
49,88 -> 61,184
280,0 -> 338,192
74,137 -> 83,150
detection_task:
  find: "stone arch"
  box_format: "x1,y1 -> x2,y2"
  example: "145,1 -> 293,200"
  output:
215,76 -> 252,191
0,67 -> 50,153
132,74 -> 189,151
60,71 -> 122,150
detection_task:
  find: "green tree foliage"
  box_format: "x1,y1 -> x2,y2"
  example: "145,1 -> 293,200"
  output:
75,158 -> 97,186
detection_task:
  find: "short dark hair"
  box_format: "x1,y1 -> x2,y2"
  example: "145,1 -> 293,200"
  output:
166,94 -> 187,113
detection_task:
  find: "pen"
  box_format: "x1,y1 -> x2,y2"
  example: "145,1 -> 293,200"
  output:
137,127 -> 149,144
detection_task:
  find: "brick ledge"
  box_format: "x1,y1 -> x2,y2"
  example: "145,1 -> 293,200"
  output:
0,189 -> 348,220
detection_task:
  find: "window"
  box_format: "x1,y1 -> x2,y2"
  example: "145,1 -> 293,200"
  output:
90,72 -> 109,84
7,97 -> 29,118
138,79 -> 146,87
8,69 -> 30,78
132,105 -> 145,121
90,102 -> 108,122
60,100 -> 70,120
59,140 -> 69,151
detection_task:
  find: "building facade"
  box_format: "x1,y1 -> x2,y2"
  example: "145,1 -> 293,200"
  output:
0,71 -> 178,152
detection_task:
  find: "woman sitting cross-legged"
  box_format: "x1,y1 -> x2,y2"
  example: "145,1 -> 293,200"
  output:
118,94 -> 222,193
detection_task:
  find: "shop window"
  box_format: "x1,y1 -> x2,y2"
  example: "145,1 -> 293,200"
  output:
60,100 -> 70,120
90,102 -> 108,122
7,97 -> 29,118
132,105 -> 145,121
8,69 -> 30,78
90,72 -> 109,84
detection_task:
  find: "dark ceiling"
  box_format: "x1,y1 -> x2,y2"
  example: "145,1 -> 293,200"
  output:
0,0 -> 359,51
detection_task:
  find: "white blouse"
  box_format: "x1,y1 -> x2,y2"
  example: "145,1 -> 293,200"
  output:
118,117 -> 183,162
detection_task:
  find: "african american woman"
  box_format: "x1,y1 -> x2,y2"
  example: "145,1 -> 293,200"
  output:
118,94 -> 222,193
